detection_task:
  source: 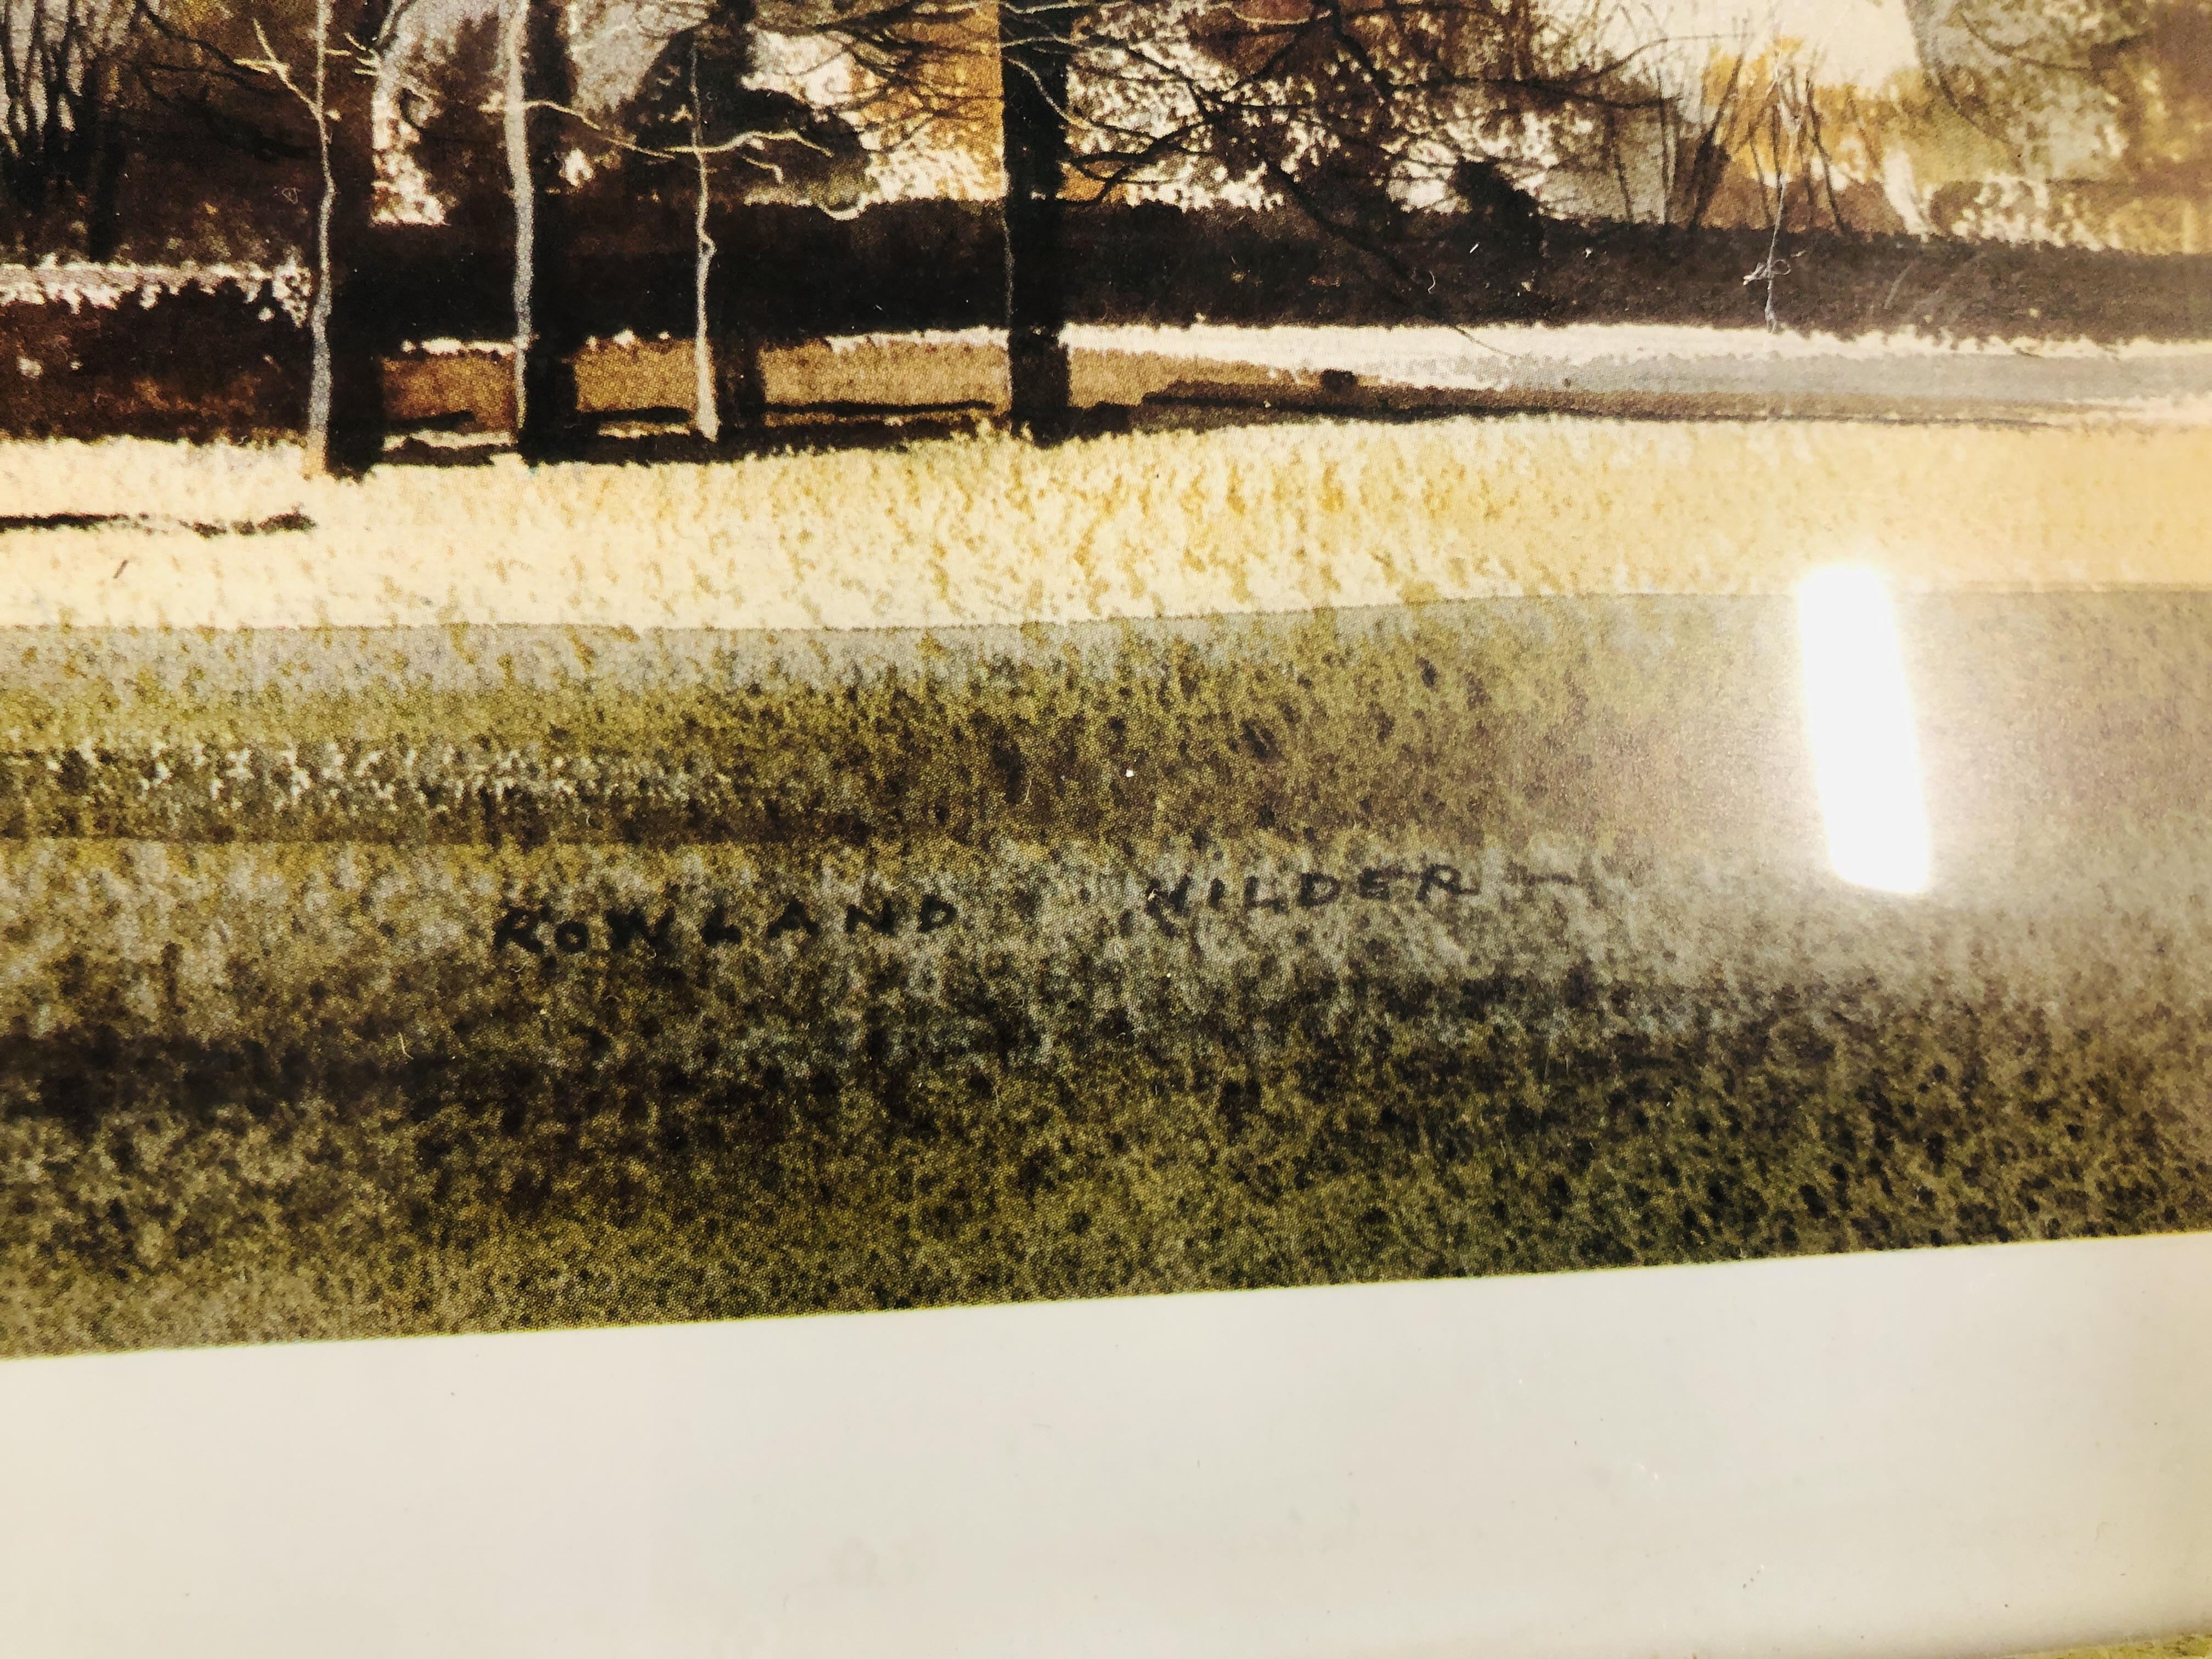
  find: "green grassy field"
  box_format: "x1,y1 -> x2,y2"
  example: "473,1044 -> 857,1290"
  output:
3,597 -> 2209,1354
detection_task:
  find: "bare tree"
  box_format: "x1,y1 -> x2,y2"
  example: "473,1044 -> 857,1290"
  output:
492,0 -> 961,452
975,0 -> 1667,426
686,33 -> 720,438
133,0 -> 401,471
1,0 -> 137,253
997,0 -> 1074,435
1631,27 -> 1755,232
500,0 -> 589,458
1904,0 -> 2163,179
619,0 -> 874,441
706,0 -> 1052,432
233,0 -> 344,465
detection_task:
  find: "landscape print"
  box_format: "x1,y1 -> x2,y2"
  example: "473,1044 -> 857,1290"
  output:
2,0 -> 2210,1355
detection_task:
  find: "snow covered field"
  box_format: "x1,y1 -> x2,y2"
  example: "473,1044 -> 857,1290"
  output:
2,415 -> 2207,631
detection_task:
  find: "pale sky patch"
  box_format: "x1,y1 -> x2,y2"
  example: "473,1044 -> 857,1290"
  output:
1624,0 -> 1922,87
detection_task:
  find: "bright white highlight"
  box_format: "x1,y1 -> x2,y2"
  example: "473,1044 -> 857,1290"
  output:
1798,567 -> 1932,895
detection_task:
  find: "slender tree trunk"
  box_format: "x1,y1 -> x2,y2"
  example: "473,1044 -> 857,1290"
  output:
507,0 -> 586,461
997,0 -> 1073,440
712,247 -> 766,442
83,59 -> 125,261
322,0 -> 389,477
691,160 -> 719,443
303,0 -> 336,475
502,0 -> 532,437
688,39 -> 719,444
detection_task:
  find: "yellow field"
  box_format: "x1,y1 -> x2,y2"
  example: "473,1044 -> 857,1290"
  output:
1,416 -> 2207,631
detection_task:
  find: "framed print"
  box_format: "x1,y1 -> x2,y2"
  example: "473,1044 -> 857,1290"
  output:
2,0 -> 2208,1651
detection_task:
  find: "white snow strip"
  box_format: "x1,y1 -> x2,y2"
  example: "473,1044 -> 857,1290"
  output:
0,262 -> 311,321
1053,323 -> 2212,410
1062,321 -> 2212,370
821,328 -> 1011,355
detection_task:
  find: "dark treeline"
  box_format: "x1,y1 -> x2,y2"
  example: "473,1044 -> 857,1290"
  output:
9,206 -> 2212,443
3,0 -> 2208,466
312,201 -> 2212,345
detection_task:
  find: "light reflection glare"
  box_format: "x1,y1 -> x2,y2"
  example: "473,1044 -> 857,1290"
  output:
1797,567 -> 1932,895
